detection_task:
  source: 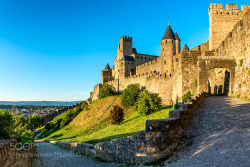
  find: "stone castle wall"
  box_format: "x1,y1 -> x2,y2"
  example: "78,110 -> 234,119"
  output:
0,139 -> 33,167
215,9 -> 250,99
209,3 -> 250,50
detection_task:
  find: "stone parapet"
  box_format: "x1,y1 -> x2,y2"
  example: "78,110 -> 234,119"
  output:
0,139 -> 33,167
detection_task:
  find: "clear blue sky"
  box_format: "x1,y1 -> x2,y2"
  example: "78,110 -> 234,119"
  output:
0,0 -> 247,101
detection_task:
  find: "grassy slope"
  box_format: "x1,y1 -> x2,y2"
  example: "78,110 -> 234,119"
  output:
40,95 -> 172,144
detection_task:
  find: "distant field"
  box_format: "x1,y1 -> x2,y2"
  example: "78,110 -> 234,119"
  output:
39,95 -> 172,144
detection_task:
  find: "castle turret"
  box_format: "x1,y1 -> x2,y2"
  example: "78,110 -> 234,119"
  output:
174,32 -> 181,55
101,63 -> 113,84
182,42 -> 189,50
161,24 -> 175,74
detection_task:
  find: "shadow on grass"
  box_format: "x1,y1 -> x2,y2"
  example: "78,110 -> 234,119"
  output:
83,131 -> 141,144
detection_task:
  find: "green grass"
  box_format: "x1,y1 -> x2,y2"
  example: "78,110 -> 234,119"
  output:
39,96 -> 172,144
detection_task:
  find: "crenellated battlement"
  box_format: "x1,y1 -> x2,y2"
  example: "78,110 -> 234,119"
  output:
209,3 -> 250,50
209,3 -> 250,13
120,35 -> 132,41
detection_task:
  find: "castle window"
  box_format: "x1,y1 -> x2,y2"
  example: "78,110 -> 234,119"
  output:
176,58 -> 178,62
145,57 -> 147,60
141,57 -> 142,59
170,74 -> 171,77
164,60 -> 166,65
172,40 -> 173,43
165,73 -> 167,78
149,58 -> 151,60
166,41 -> 167,44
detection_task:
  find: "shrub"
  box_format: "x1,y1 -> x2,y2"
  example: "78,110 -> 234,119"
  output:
183,91 -> 192,101
234,62 -> 237,67
60,109 -> 75,128
122,84 -> 140,107
174,103 -> 179,110
110,105 -> 124,125
98,84 -> 115,99
240,59 -> 243,66
193,79 -> 197,94
87,97 -> 92,104
134,90 -> 161,115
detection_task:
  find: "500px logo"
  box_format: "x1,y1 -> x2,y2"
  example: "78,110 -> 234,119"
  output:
10,142 -> 39,150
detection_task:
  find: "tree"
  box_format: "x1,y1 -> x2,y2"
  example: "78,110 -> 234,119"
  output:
110,105 -> 124,124
134,90 -> 162,115
98,84 -> 115,99
27,115 -> 42,131
60,109 -> 74,128
0,109 -> 13,139
122,84 -> 140,107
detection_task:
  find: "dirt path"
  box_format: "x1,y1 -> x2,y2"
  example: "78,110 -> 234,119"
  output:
166,96 -> 250,167
34,140 -> 118,167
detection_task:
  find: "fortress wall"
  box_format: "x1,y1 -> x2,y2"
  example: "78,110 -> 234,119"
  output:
209,3 -> 250,50
90,84 -> 102,101
181,51 -> 200,95
135,58 -> 162,77
0,139 -> 33,167
215,9 -> 250,99
133,53 -> 158,66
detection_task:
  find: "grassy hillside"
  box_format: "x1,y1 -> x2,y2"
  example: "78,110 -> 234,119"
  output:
39,95 -> 172,144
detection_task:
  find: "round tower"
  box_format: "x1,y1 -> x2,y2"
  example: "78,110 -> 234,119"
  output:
161,24 -> 175,75
174,32 -> 181,55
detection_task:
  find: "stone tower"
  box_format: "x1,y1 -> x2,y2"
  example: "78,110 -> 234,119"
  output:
116,36 -> 133,60
161,24 -> 175,75
101,63 -> 113,84
208,3 -> 250,50
174,32 -> 181,55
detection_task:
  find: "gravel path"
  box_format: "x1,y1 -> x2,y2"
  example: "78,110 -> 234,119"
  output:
166,96 -> 250,167
35,140 -> 118,167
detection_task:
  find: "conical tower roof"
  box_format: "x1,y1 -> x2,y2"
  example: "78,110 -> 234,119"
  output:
162,24 -> 175,40
174,32 -> 180,40
182,42 -> 189,50
104,63 -> 110,70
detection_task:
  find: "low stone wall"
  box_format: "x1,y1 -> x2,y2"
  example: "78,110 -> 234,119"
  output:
48,140 -> 96,156
94,92 -> 205,164
0,139 -> 33,167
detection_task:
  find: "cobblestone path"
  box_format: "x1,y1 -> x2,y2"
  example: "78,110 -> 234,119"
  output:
34,140 -> 118,167
166,96 -> 250,167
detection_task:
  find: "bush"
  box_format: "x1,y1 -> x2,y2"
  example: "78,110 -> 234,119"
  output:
0,110 -> 13,139
174,103 -> 179,110
110,105 -> 124,124
193,79 -> 197,94
134,90 -> 161,115
60,109 -> 75,128
183,91 -> 192,101
122,84 -> 140,107
87,97 -> 92,104
98,84 -> 115,99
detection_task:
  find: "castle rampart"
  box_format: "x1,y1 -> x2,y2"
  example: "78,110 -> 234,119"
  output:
214,8 -> 250,98
209,3 -> 250,50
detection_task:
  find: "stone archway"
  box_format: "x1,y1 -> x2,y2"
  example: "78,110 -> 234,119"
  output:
207,68 -> 231,96
198,57 -> 235,95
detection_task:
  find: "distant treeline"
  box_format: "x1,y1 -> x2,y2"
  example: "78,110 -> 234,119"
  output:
0,101 -> 81,106
0,105 -> 64,110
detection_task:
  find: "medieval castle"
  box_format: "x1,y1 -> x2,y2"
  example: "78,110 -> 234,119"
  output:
90,3 -> 250,104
